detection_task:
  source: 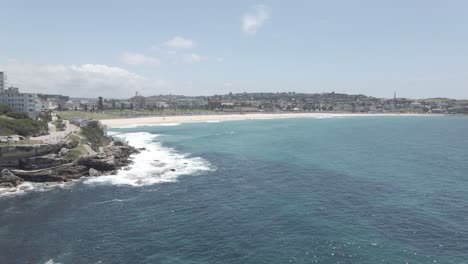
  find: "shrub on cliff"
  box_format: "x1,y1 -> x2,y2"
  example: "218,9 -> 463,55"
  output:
0,103 -> 49,137
6,111 -> 29,119
80,121 -> 111,151
0,118 -> 48,137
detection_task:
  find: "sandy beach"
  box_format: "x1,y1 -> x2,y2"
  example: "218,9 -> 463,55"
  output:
101,112 -> 430,128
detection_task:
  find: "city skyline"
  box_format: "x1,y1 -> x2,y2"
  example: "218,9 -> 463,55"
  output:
1,0 -> 468,99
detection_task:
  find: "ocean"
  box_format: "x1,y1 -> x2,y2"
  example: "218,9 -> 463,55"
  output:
1,116 -> 468,263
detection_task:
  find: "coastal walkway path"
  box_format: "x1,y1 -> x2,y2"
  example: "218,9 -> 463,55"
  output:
31,120 -> 80,143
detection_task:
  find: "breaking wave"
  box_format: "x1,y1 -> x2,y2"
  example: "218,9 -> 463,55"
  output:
0,181 -> 73,198
43,259 -> 62,264
115,123 -> 181,128
84,132 -> 213,186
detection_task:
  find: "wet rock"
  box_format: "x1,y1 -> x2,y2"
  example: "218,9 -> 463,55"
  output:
19,154 -> 66,170
59,148 -> 69,156
78,145 -> 138,171
79,155 -> 116,171
102,170 -> 117,176
5,139 -> 138,184
0,169 -> 24,188
13,164 -> 88,182
88,168 -> 102,177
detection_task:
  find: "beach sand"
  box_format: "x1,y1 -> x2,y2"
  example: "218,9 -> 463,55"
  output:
101,112 -> 430,128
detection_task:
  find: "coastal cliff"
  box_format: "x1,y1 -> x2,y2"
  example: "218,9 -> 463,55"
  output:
9,143 -> 138,183
0,120 -> 139,189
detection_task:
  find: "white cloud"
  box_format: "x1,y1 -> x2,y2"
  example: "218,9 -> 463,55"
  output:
0,63 -> 165,98
186,53 -> 207,63
242,5 -> 270,35
164,36 -> 196,49
224,82 -> 233,87
121,52 -> 160,66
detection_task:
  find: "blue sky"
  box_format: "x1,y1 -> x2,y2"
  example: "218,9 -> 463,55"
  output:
1,0 -> 467,98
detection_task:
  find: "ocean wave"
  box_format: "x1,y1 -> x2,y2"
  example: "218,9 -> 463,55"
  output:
92,197 -> 135,205
1,131 -> 212,198
0,181 -> 73,199
106,131 -> 121,136
44,259 -> 62,264
84,132 -> 213,186
115,123 -> 181,129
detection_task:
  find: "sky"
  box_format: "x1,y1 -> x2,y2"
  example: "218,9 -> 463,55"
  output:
1,0 -> 467,99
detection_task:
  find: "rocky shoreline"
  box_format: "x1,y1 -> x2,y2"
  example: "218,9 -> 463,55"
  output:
0,140 -> 140,190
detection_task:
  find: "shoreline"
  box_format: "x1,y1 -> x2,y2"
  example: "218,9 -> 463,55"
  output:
101,112 -> 439,128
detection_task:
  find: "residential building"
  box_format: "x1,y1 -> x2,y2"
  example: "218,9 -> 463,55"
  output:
65,100 -> 81,110
40,98 -> 59,111
0,87 -> 42,119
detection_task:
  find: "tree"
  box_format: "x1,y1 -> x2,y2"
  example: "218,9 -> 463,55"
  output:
0,103 -> 14,115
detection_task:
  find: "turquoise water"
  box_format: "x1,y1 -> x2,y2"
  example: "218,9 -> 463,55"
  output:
1,116 -> 468,263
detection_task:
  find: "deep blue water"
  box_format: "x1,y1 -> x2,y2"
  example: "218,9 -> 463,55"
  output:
1,116 -> 468,263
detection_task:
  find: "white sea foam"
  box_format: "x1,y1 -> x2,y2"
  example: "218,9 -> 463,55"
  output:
156,123 -> 181,126
84,132 -> 213,186
106,131 -> 121,136
0,181 -> 73,199
116,123 -> 181,129
0,131 -> 211,198
44,259 -> 62,264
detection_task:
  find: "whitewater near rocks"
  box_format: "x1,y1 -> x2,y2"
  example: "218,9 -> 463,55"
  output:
84,132 -> 214,186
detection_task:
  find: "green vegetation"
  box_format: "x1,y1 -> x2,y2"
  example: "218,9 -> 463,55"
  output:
52,119 -> 65,130
67,134 -> 81,144
0,118 -> 49,137
38,111 -> 53,122
0,103 -> 49,137
80,121 -> 111,151
65,144 -> 87,161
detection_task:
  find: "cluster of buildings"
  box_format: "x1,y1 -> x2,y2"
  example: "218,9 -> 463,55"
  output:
0,72 -> 65,119
2,71 -> 468,118
94,92 -> 468,115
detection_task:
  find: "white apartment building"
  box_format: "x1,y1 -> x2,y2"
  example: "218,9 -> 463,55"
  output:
0,87 -> 42,119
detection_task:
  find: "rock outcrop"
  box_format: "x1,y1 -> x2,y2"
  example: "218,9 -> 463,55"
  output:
0,139 -> 78,168
8,144 -> 139,183
88,168 -> 101,177
13,164 -> 89,182
19,154 -> 67,170
78,145 -> 138,171
0,169 -> 24,188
